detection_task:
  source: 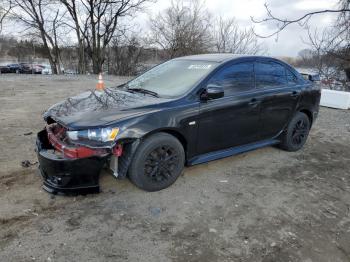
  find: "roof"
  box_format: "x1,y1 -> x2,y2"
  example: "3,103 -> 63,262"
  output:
175,53 -> 250,63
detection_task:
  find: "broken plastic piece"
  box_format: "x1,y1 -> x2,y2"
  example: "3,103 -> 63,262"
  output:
109,155 -> 119,178
113,144 -> 123,157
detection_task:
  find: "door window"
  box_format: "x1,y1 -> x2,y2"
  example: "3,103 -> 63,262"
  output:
255,61 -> 287,89
286,69 -> 298,84
208,62 -> 254,96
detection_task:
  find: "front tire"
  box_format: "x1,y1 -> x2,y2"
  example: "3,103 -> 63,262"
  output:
128,133 -> 185,192
279,112 -> 310,152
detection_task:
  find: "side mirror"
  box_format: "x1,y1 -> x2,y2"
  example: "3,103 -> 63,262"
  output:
301,73 -> 320,82
200,84 -> 224,101
308,74 -> 320,82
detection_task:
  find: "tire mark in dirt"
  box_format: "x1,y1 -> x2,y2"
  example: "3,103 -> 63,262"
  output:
0,168 -> 37,190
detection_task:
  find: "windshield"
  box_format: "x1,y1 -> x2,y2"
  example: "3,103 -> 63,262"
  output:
126,60 -> 218,98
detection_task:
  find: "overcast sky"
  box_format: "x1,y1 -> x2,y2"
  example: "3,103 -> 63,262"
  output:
140,0 -> 339,57
2,0 -> 339,58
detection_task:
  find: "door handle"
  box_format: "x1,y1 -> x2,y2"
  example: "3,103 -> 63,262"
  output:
248,98 -> 259,106
290,91 -> 300,97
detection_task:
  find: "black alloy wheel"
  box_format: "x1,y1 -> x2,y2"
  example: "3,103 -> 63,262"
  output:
128,132 -> 185,191
279,112 -> 310,152
144,145 -> 180,183
291,119 -> 308,146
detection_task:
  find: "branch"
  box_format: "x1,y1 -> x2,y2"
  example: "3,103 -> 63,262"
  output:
251,3 -> 350,38
0,1 -> 13,32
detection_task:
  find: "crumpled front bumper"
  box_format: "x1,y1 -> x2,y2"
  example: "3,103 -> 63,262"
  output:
36,129 -> 108,195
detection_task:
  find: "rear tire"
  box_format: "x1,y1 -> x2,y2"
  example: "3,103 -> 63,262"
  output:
279,112 -> 310,152
128,133 -> 185,192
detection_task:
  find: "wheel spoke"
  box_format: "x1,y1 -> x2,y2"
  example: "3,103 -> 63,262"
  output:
160,169 -> 171,179
149,166 -> 158,177
164,155 -> 177,163
290,118 -> 310,146
143,144 -> 179,183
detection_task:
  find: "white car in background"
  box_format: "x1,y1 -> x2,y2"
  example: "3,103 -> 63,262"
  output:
41,65 -> 52,75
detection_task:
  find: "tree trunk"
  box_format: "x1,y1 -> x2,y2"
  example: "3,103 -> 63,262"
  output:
47,54 -> 58,74
75,27 -> 85,74
61,1 -> 85,74
345,68 -> 350,81
92,48 -> 105,74
77,42 -> 85,74
39,29 -> 58,74
92,52 -> 100,74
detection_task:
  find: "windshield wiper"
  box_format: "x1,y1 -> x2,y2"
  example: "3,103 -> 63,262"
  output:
117,83 -> 127,88
128,88 -> 159,98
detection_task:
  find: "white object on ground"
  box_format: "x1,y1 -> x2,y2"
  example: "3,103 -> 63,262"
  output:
209,228 -> 217,233
320,89 -> 350,110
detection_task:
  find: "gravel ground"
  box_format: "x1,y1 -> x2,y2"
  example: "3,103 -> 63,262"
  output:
0,75 -> 350,262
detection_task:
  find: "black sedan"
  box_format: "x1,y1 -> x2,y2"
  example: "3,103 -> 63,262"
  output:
0,65 -> 11,73
0,63 -> 27,74
36,54 -> 321,194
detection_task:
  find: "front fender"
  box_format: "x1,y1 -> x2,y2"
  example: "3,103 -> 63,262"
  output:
116,138 -> 141,179
114,103 -> 199,176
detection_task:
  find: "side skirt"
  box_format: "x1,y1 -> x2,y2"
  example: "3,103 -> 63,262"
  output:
187,139 -> 280,166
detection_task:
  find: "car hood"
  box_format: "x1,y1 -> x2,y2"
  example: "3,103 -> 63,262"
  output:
44,88 -> 170,129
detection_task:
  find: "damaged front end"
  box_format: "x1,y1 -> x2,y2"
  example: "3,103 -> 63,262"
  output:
35,88 -> 157,195
36,123 -> 133,195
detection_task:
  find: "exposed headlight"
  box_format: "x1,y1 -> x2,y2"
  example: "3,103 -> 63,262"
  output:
67,127 -> 119,143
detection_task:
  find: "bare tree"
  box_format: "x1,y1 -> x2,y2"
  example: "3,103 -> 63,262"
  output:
305,27 -> 350,88
337,0 -> 350,38
335,0 -> 350,80
212,16 -> 265,54
149,0 -> 212,59
307,28 -> 335,84
251,1 -> 350,39
298,49 -> 314,67
60,0 -> 86,74
252,0 -> 350,82
109,33 -> 143,76
0,1 -> 12,33
8,0 -> 66,74
61,0 -> 152,74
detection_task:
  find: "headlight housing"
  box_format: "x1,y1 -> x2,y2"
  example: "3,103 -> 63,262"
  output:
67,127 -> 119,143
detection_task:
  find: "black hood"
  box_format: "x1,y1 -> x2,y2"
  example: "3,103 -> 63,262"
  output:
44,88 -> 169,129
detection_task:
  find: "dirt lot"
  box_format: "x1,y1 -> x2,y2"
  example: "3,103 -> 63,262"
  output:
0,75 -> 350,262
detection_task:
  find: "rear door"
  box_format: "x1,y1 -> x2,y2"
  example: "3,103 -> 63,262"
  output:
196,61 -> 261,154
255,60 -> 301,139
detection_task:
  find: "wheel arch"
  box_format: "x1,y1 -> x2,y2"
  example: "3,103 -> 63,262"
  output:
299,108 -> 313,126
116,128 -> 188,179
142,128 -> 188,158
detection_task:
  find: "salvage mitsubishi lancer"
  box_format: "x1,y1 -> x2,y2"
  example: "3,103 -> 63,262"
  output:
36,54 -> 321,195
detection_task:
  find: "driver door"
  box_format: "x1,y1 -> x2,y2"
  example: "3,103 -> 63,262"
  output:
196,61 -> 261,155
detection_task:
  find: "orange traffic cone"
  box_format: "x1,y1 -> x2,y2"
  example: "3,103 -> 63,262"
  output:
96,73 -> 105,90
